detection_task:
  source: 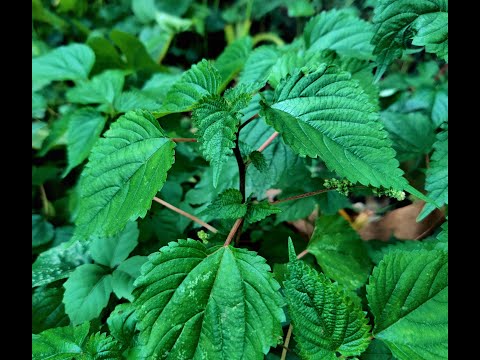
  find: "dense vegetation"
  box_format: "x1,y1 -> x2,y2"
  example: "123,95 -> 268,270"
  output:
32,0 -> 448,359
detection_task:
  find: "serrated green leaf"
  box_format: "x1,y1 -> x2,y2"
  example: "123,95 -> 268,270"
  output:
32,214 -> 54,247
418,128 -> 448,220
193,95 -> 240,187
141,72 -> 182,100
112,256 -> 147,301
245,201 -> 282,223
262,65 -> 423,198
32,43 -> 95,91
107,303 -> 138,346
215,36 -> 253,89
133,239 -> 285,359
38,113 -> 70,156
90,221 -> 139,268
63,264 -> 112,325
304,9 -> 374,60
32,286 -> 69,334
63,108 -> 107,177
75,110 -> 175,238
307,215 -> 372,290
285,242 -> 372,359
113,90 -> 162,113
367,250 -> 448,359
32,240 -> 91,287
381,111 -> 436,161
202,188 -> 247,219
275,193 -> 316,225
160,59 -> 221,115
239,46 -> 280,86
66,70 -> 125,106
32,322 -> 122,360
87,35 -> 127,74
437,220 -> 448,242
372,0 -> 448,79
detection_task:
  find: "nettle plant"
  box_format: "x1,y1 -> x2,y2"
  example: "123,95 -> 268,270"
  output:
32,0 -> 448,359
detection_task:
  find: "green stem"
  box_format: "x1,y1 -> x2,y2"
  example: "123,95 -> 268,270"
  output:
252,32 -> 285,47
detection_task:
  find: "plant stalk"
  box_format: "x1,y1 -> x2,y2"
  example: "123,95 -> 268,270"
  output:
153,197 -> 218,233
280,324 -> 293,360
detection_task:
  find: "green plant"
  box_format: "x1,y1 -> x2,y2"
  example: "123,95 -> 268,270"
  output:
32,0 -> 448,359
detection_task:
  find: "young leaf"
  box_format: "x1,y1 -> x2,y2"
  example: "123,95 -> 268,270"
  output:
32,322 -> 122,360
418,128 -> 448,220
367,249 -> 448,359
304,9 -> 375,60
248,150 -> 268,172
32,43 -> 95,91
202,188 -> 247,219
32,286 -> 69,334
75,110 -> 175,238
63,108 -> 107,177
285,240 -> 372,359
66,70 -> 125,106
245,201 -> 282,224
32,240 -> 91,287
307,215 -> 372,290
261,65 -> 422,198
89,221 -> 140,268
107,303 -> 138,346
215,36 -> 253,89
132,239 -> 285,359
372,0 -> 448,79
192,95 -> 241,187
111,256 -> 147,301
63,264 -> 113,325
161,59 -> 221,114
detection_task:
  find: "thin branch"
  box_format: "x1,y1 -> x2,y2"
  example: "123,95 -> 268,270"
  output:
238,114 -> 259,132
153,197 -> 218,233
296,249 -> 309,259
171,138 -> 197,143
414,211 -> 445,240
257,132 -> 279,152
224,218 -> 244,247
271,189 -> 331,205
253,32 -> 286,47
39,184 -> 49,216
280,324 -> 293,360
233,136 -> 247,202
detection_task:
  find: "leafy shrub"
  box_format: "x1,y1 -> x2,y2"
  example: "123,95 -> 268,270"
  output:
32,0 -> 448,359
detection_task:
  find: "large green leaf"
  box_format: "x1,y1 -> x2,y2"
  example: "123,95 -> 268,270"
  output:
372,0 -> 448,79
160,59 -> 221,114
307,215 -> 372,290
32,322 -> 122,360
261,65 -> 422,197
418,128 -> 448,220
63,108 -> 107,176
63,264 -> 112,325
66,70 -> 125,106
32,240 -> 91,287
89,221 -> 139,268
132,239 -> 285,359
304,9 -> 374,60
285,240 -> 371,359
32,43 -> 95,91
239,46 -> 280,86
367,250 -> 448,359
32,286 -> 69,334
75,110 -> 175,238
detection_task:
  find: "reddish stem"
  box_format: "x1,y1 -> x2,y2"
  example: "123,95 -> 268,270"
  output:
257,132 -> 279,152
153,197 -> 218,233
224,218 -> 244,247
172,138 -> 197,143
